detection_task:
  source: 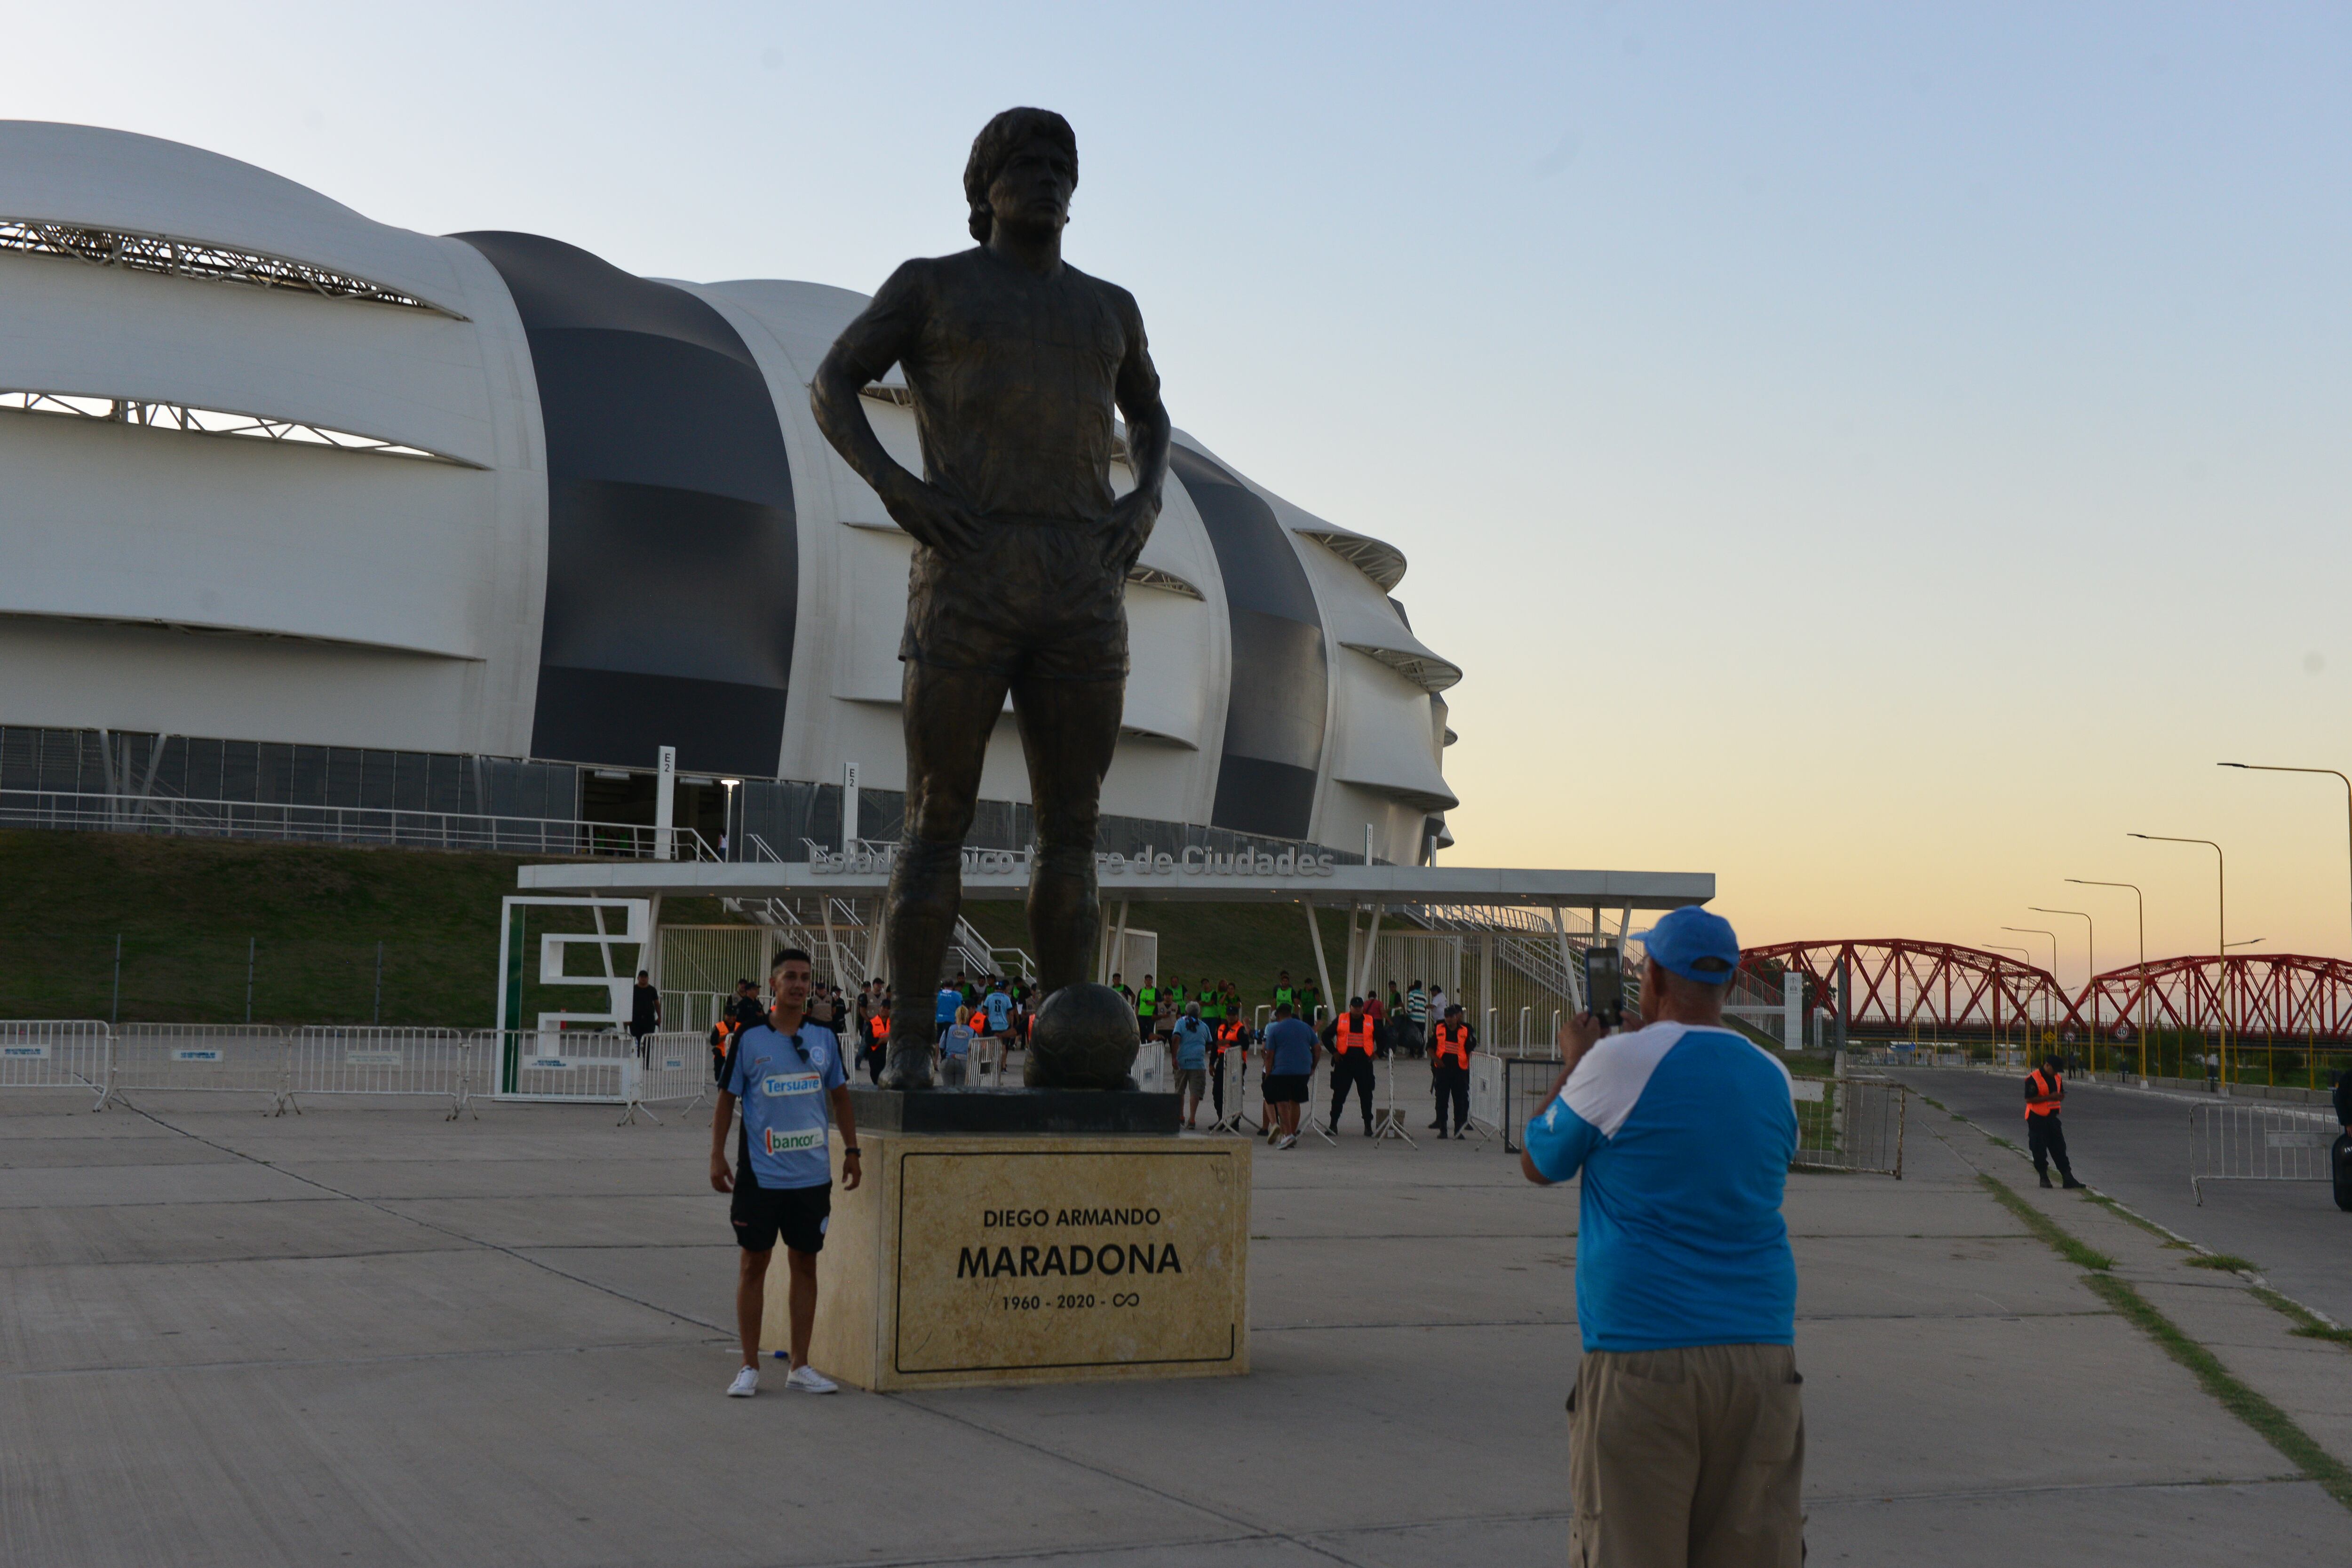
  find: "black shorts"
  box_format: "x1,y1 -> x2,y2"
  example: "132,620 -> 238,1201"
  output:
1263,1072 -> 1309,1104
730,1175 -> 832,1254
901,522 -> 1128,680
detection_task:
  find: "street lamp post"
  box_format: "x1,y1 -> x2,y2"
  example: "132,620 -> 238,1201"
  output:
1986,943 -> 2035,1060
2029,907 -> 2098,1068
2067,879 -> 2147,1082
2130,834 -> 2228,1086
2001,926 -> 2061,1054
2219,763 -> 2352,955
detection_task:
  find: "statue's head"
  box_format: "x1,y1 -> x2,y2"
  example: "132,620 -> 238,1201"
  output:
964,107 -> 1079,243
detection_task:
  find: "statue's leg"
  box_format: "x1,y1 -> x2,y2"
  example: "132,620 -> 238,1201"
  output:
1010,674 -> 1123,993
885,658 -> 1013,1087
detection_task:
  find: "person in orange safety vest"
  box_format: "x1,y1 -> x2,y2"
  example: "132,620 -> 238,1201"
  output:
1427,1004 -> 1477,1138
1321,997 -> 1380,1136
2024,1054 -> 2083,1189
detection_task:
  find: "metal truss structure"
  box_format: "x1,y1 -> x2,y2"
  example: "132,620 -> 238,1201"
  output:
0,390 -> 476,466
1299,528 -> 1407,592
2082,954 -> 2352,1044
0,217 -> 464,318
1740,939 -> 2085,1037
1343,640 -> 1463,694
1744,940 -> 2352,1046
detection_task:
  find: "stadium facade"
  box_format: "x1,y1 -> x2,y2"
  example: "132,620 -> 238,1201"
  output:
0,122 -> 1461,867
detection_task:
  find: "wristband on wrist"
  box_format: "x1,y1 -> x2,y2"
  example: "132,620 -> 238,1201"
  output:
842,1146 -> 861,1156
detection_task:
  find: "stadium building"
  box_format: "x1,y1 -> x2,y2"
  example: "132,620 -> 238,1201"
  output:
0,121 -> 1465,868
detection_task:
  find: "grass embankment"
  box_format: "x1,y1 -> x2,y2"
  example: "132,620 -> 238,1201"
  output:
0,829 -> 527,1026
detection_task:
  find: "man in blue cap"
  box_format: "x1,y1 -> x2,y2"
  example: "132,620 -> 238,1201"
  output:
1519,904 -> 1804,1567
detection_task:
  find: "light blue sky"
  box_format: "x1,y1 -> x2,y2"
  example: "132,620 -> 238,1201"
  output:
18,3 -> 2352,975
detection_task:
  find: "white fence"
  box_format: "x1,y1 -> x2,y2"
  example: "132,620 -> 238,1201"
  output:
0,1020 -> 112,1108
2191,1101 -> 2338,1204
0,1021 -> 684,1118
115,1024 -> 294,1109
619,1031 -> 713,1125
0,786 -> 718,860
286,1027 -> 473,1117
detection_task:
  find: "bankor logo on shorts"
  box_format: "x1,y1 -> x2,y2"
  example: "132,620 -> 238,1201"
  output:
764,1128 -> 825,1154
762,1071 -> 822,1097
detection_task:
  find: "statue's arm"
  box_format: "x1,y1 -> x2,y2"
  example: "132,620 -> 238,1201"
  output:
1105,290 -> 1171,572
810,261 -> 981,554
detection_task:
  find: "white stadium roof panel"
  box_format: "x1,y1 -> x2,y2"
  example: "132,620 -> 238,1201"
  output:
0,121 -> 1457,868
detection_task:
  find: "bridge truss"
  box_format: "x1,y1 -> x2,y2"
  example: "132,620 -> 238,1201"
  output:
1741,939 -> 2352,1047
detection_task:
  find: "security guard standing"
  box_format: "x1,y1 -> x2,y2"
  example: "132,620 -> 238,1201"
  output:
1323,996 -> 1379,1136
1427,1003 -> 1476,1138
2025,1054 -> 2084,1189
1136,975 -> 1159,1038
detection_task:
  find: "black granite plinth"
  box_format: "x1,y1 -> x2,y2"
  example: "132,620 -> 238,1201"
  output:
848,1085 -> 1180,1136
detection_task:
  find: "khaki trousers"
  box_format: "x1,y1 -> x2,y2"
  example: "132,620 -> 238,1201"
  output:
1567,1343 -> 1805,1568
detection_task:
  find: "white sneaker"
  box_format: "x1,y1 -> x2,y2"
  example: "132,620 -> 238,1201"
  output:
726,1365 -> 758,1398
784,1363 -> 839,1394
1279,1133 -> 1298,1149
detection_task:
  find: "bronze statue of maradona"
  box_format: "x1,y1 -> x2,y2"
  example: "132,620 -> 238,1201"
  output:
810,108 -> 1172,1089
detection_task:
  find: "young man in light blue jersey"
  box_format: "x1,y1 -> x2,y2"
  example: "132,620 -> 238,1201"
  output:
711,947 -> 861,1397
1520,905 -> 1803,1566
983,981 -> 1013,1035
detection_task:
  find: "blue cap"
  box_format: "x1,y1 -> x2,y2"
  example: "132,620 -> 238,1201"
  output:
1640,906 -> 1741,983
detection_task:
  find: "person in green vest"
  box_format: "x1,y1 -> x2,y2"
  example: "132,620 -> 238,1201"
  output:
1136,975 -> 1159,1036
1273,971 -> 1296,1012
1200,981 -> 1224,1024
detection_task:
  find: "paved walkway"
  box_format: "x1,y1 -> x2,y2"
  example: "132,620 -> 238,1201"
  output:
2,1085 -> 2348,1566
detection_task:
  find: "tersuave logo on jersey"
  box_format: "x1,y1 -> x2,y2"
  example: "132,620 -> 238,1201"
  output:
764,1127 -> 826,1154
761,1071 -> 822,1098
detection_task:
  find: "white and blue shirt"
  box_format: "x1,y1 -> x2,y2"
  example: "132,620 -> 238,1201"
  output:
726,1022 -> 847,1190
984,989 -> 1013,1032
1523,1022 -> 1798,1353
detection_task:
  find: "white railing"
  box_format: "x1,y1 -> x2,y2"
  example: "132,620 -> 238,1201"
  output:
286,1027 -> 473,1118
114,1024 -> 294,1110
0,788 -> 718,860
0,1020 -> 112,1109
619,1032 -> 713,1124
2190,1101 -> 2337,1204
0,1021 -> 693,1120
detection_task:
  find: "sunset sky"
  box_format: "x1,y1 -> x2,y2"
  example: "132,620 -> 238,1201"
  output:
18,1 -> 2351,985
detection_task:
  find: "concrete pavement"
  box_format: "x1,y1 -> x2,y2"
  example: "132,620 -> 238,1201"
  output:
1894,1067 -> 2352,1326
2,1083 -> 2348,1566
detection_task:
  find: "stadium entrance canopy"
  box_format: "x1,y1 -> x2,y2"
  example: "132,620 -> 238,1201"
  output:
515,853 -> 1713,1034
516,849 -> 1710,913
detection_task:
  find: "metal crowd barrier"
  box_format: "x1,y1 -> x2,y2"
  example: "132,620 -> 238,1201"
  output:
1790,1075 -> 1907,1178
1134,1042 -> 1171,1094
0,1020 -> 112,1109
619,1031 -> 710,1125
2190,1101 -> 2336,1204
1208,1041 -> 1254,1133
1464,1054 -> 1503,1140
287,1027 -> 474,1119
114,1024 -> 294,1112
495,1029 -> 634,1104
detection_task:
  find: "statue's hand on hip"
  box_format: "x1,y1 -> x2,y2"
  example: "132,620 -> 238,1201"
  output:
1101,489 -> 1160,574
883,476 -> 985,556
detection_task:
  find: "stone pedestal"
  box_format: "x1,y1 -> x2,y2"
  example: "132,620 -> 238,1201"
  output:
770,1124 -> 1251,1391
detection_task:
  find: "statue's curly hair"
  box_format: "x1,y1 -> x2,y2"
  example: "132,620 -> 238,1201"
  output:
963,107 -> 1078,243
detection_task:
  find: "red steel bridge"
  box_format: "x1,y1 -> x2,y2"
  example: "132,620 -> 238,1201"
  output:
1740,939 -> 2352,1044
